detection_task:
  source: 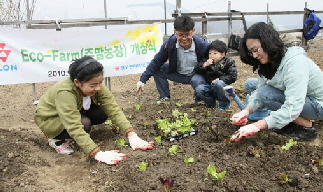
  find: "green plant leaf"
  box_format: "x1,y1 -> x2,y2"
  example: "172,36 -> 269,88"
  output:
168,145 -> 178,155
155,135 -> 162,143
134,104 -> 141,110
207,165 -> 226,181
115,138 -> 128,147
184,155 -> 194,164
104,120 -> 113,125
176,103 -> 183,107
136,162 -> 148,171
281,139 -> 297,150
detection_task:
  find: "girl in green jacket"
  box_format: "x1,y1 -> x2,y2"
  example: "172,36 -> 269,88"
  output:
34,56 -> 154,165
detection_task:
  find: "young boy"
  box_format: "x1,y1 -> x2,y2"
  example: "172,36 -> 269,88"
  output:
194,40 -> 237,110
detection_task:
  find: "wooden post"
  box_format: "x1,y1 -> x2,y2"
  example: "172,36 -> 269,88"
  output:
202,12 -> 207,38
164,0 -> 167,35
267,3 -> 269,24
228,1 -> 232,41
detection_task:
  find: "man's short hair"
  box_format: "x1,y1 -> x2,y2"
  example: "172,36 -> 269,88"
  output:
174,15 -> 195,31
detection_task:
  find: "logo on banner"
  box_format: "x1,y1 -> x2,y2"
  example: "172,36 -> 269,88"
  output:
0,43 -> 11,62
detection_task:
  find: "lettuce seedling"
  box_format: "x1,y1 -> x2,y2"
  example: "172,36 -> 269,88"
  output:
191,108 -> 197,112
105,120 -> 113,125
156,110 -> 197,138
155,135 -> 162,143
205,112 -> 212,117
115,138 -> 128,147
281,139 -> 297,150
136,162 -> 148,171
206,165 -> 226,181
247,146 -> 264,158
176,103 -> 183,107
311,158 -> 323,166
183,155 -> 194,164
134,104 -> 142,110
142,120 -> 150,127
277,173 -> 292,184
158,177 -> 174,192
168,145 -> 178,155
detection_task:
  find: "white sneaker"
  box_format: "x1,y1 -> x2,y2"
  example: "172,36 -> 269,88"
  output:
48,139 -> 74,155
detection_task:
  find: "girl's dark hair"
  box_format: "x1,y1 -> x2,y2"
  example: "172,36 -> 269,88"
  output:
240,22 -> 286,79
204,40 -> 227,58
68,56 -> 104,83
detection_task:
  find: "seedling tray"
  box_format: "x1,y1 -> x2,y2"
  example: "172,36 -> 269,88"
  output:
164,128 -> 198,142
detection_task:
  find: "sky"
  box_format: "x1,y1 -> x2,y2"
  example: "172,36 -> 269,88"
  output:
31,0 -> 323,34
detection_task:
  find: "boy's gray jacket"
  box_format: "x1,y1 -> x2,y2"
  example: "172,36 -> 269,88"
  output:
248,47 -> 323,129
139,34 -> 209,83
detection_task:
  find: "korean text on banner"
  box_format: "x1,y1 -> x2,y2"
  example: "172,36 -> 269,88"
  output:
0,24 -> 163,85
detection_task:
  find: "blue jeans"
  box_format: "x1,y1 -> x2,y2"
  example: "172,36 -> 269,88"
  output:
195,80 -> 230,108
153,63 -> 205,97
245,78 -> 323,120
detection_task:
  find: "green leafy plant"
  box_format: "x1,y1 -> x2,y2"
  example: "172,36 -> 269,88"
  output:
205,111 -> 212,117
191,108 -> 197,112
156,101 -> 161,105
281,139 -> 297,150
168,145 -> 178,155
247,146 -> 264,158
142,120 -> 150,127
126,114 -> 133,120
115,138 -> 128,147
183,155 -> 194,164
206,165 -> 226,181
158,110 -> 163,114
277,173 -> 292,184
311,158 -> 323,166
158,177 -> 174,192
105,120 -> 120,133
104,119 -> 113,125
175,102 -> 183,107
237,86 -> 243,91
156,110 -> 197,137
134,104 -> 142,110
136,162 -> 148,171
155,135 -> 162,143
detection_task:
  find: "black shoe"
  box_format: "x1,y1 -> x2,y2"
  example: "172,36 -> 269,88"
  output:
272,122 -> 318,141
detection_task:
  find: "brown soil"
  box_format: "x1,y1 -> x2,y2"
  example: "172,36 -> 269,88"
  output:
1,37 -> 323,192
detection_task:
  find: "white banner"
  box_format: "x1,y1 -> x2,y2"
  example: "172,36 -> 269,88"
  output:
0,24 -> 163,85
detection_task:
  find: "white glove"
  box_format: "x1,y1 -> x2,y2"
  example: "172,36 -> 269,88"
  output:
231,110 -> 249,125
128,134 -> 154,150
136,81 -> 145,93
231,124 -> 260,142
94,150 -> 126,165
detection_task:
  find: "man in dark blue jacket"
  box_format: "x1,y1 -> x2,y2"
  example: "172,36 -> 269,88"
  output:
136,15 -> 209,102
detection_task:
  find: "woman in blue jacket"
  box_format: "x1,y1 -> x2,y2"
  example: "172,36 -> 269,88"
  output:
231,22 -> 323,142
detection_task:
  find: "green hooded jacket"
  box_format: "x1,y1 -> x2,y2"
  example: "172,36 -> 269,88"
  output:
34,77 -> 132,154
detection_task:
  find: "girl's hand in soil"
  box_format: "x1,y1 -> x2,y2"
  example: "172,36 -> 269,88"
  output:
94,150 -> 126,165
231,124 -> 260,142
231,109 -> 249,125
128,133 -> 154,150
